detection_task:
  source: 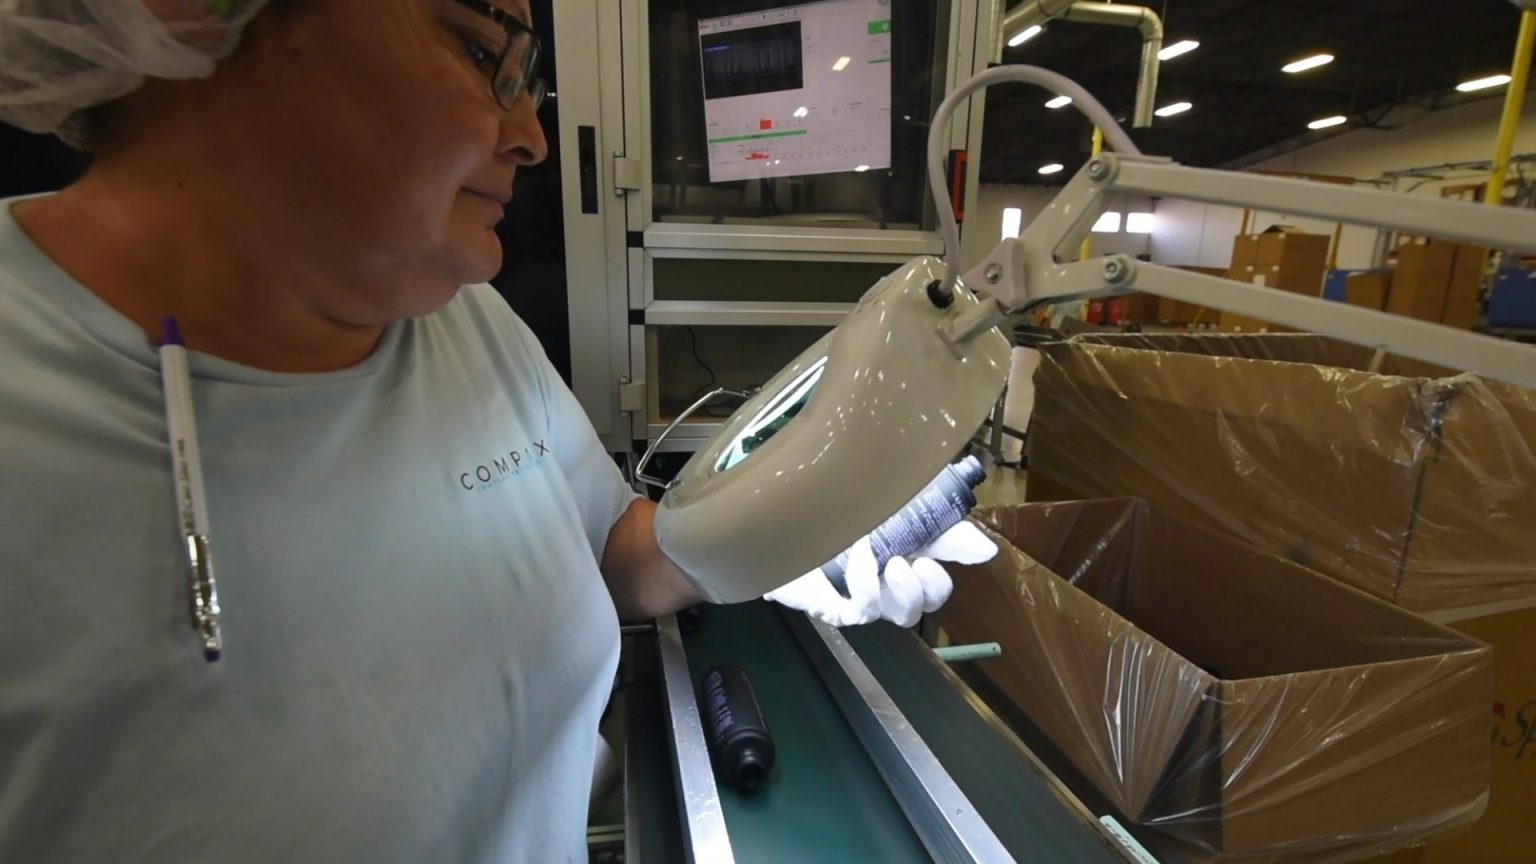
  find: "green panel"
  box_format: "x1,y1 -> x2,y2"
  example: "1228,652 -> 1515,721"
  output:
652,258 -> 898,303
682,602 -> 931,864
868,19 -> 892,34
707,129 -> 811,145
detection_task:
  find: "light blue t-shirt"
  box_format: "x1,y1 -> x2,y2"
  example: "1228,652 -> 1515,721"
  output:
0,196 -> 636,863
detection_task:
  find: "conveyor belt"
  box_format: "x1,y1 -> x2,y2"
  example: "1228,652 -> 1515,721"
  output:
666,601 -> 1137,863
842,620 -> 1136,863
681,601 -> 932,864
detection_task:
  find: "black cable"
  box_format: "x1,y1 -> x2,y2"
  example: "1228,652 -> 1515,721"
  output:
686,326 -> 717,399
684,326 -> 754,417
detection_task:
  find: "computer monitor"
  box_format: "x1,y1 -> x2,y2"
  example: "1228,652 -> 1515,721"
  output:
697,0 -> 892,184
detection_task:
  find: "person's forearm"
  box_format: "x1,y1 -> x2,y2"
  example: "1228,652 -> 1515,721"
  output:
600,498 -> 703,620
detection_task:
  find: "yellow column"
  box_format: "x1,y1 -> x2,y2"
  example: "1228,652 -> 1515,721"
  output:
1080,126 -> 1105,259
1076,127 -> 1106,321
1484,10 -> 1536,207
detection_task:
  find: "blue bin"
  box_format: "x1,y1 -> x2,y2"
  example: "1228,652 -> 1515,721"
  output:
1488,268 -> 1536,329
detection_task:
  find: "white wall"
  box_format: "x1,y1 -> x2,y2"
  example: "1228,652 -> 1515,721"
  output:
1254,93 -> 1536,182
1149,92 -> 1536,271
964,183 -> 1155,270
1148,197 -> 1246,268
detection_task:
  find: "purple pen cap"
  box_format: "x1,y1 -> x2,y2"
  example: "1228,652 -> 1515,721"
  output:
161,316 -> 184,348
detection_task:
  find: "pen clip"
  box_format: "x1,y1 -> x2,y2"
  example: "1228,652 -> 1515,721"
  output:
185,533 -> 222,662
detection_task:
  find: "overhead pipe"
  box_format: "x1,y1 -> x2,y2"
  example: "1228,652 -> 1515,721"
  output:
1000,0 -> 1164,128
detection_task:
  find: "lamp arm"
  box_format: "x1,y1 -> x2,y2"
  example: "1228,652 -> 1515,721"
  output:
925,66 -> 1141,304
953,152 -> 1536,390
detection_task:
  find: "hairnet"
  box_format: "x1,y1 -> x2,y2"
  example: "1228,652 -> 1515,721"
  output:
0,0 -> 273,148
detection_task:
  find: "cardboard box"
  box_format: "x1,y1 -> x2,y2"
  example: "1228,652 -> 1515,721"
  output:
940,499 -> 1492,861
1219,264 -> 1311,311
1215,266 -> 1292,332
1342,271 -> 1391,311
1368,601 -> 1536,864
1388,241 -> 1457,322
1440,245 -> 1486,330
1254,227 -> 1331,270
1028,333 -> 1536,613
1230,233 -> 1261,270
1123,291 -> 1161,323
1228,245 -> 1327,299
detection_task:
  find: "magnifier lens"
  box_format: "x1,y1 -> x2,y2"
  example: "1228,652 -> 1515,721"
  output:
715,357 -> 828,473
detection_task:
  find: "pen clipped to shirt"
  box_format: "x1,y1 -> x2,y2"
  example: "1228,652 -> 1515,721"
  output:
159,317 -> 223,662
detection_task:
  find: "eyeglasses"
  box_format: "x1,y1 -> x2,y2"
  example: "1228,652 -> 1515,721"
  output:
448,0 -> 548,111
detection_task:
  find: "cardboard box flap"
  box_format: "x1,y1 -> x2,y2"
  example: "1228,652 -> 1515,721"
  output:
1032,337 -> 1432,603
959,499 -> 1216,822
1030,333 -> 1535,611
943,500 -> 1493,861
1403,376 -> 1536,610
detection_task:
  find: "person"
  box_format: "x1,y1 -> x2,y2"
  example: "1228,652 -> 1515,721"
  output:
0,1 -> 996,861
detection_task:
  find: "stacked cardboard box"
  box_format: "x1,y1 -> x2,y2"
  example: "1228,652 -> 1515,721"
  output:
1323,269 -> 1392,311
941,499 -> 1492,863
1387,238 -> 1487,328
1220,227 -> 1331,332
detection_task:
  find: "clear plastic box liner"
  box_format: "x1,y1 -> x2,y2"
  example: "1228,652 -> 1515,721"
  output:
1027,333 -> 1536,614
938,499 -> 1493,863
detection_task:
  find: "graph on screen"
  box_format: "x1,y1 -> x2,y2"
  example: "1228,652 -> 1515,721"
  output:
698,0 -> 892,183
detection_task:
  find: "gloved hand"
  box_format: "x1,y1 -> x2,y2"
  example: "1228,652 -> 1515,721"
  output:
764,521 -> 997,628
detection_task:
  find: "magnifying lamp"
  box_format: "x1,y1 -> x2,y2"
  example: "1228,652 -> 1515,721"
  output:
642,66 -> 1536,605
634,68 -> 1125,603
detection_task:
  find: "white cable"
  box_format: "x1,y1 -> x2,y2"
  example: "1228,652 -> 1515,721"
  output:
926,65 -> 1141,300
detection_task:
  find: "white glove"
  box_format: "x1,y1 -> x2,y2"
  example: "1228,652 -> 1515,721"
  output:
765,521 -> 998,628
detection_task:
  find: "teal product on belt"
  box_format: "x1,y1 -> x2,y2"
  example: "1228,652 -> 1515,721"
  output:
932,642 -> 1003,663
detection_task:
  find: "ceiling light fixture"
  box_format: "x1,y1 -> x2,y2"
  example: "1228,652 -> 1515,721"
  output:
1458,74 -> 1513,92
1157,40 -> 1199,61
1282,53 -> 1334,74
1008,24 -> 1043,47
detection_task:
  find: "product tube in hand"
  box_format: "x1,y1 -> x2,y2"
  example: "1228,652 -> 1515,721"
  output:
822,455 -> 986,595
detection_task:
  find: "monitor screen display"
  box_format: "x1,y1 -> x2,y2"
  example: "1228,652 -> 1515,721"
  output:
697,0 -> 892,183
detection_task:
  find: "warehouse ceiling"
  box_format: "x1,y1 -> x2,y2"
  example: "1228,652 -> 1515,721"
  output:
982,0 -> 1529,184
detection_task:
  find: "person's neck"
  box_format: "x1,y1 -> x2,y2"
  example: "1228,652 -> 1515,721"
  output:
14,165 -> 387,373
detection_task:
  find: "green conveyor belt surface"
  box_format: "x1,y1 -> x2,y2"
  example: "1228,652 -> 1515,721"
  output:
844,623 -> 1133,864
681,602 -> 1133,863
682,601 -> 933,864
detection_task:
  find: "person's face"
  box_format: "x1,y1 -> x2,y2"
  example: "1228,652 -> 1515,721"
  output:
218,0 -> 548,321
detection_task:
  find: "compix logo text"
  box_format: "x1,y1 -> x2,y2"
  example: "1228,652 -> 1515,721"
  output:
458,440 -> 551,491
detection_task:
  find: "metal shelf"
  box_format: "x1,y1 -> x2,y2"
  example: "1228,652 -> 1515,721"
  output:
644,222 -> 943,258
640,301 -> 854,328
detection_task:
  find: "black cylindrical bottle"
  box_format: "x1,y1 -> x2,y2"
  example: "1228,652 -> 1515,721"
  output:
700,665 -> 776,792
822,455 -> 987,594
